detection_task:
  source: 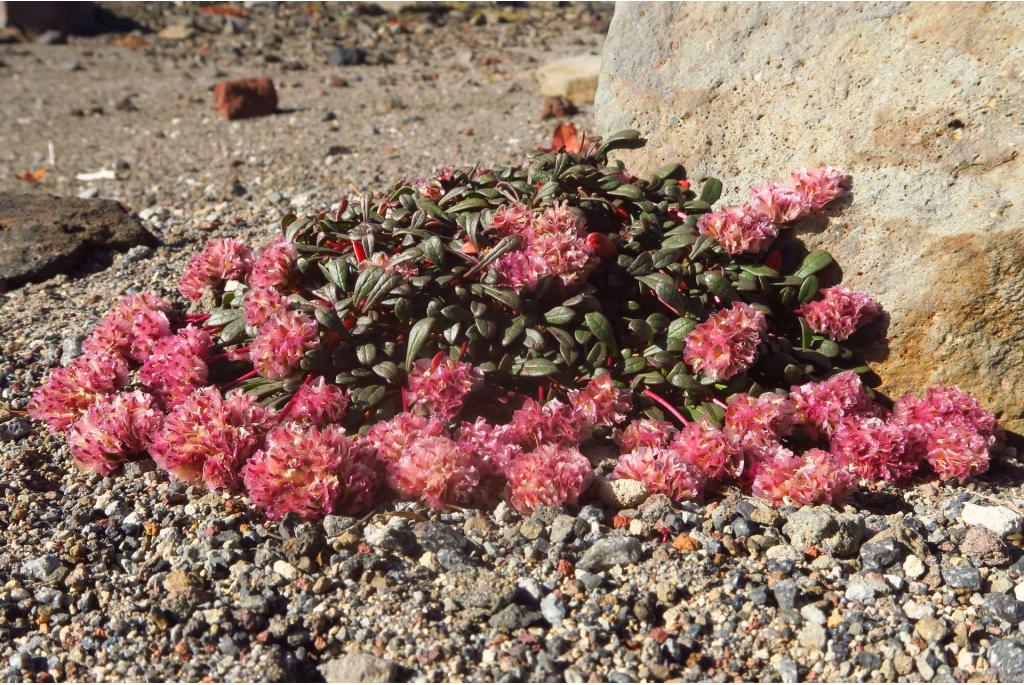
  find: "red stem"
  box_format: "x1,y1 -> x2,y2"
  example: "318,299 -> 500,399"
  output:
277,373 -> 314,421
181,313 -> 211,325
351,240 -> 366,262
655,294 -> 681,317
642,388 -> 690,426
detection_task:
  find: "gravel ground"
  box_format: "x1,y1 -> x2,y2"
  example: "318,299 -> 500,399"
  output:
3,3 -> 1024,683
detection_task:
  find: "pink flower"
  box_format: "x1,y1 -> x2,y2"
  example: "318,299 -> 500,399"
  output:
242,423 -> 378,519
248,238 -> 295,289
244,286 -> 290,327
280,377 -> 349,426
830,416 -> 917,483
568,374 -> 633,432
788,166 -> 849,210
362,251 -> 418,279
789,371 -> 882,438
139,326 -> 212,409
67,391 -> 161,475
490,203 -> 533,236
82,292 -> 173,363
616,418 -> 676,452
723,392 -> 797,454
385,435 -> 480,509
149,387 -> 275,490
179,239 -> 253,301
495,201 -> 596,292
455,418 -> 523,478
249,309 -> 319,380
799,286 -> 882,341
748,182 -> 807,224
362,412 -> 448,463
669,420 -> 743,482
924,423 -> 991,483
406,353 -> 483,420
505,444 -> 593,513
751,446 -> 855,505
697,206 -> 778,255
505,398 -> 585,449
413,177 -> 443,201
28,353 -> 130,431
894,385 -> 997,482
613,447 -> 706,502
684,302 -> 767,381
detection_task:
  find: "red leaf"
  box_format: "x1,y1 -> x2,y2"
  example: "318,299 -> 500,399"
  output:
544,123 -> 582,154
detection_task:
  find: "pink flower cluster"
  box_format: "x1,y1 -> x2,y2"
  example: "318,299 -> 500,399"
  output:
139,326 -> 213,409
279,377 -> 349,426
800,286 -> 882,341
179,239 -> 253,301
493,202 -> 597,292
789,371 -> 879,438
67,391 -> 161,475
149,387 -> 275,490
568,373 -> 633,434
249,238 -> 296,290
28,353 -> 130,431
249,309 -> 318,379
505,444 -> 593,512
82,292 -> 172,363
683,302 -> 767,381
242,423 -> 378,519
406,353 -> 483,420
895,385 -> 998,482
697,166 -> 849,255
244,286 -> 290,327
386,435 -> 480,509
751,447 -> 855,506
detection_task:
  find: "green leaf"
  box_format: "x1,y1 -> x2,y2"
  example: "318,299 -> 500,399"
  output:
544,306 -> 575,325
405,317 -> 436,369
372,361 -> 401,382
623,356 -> 647,374
797,274 -> 820,304
699,177 -> 723,205
463,235 -> 520,278
219,317 -> 247,345
446,197 -> 491,214
206,307 -> 244,328
474,284 -> 521,311
799,317 -> 813,349
502,316 -> 526,347
740,264 -> 779,278
584,311 -> 617,353
608,184 -> 643,201
794,250 -> 833,279
518,358 -> 559,377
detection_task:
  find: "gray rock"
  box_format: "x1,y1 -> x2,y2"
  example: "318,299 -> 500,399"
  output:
319,652 -> 397,683
990,639 -> 1024,682
772,579 -> 799,610
774,656 -> 799,684
550,514 -> 576,544
781,507 -> 864,557
961,503 -> 1023,538
594,2 -> 1024,434
449,570 -> 515,611
21,555 -> 66,583
0,417 -> 32,442
985,593 -> 1024,623
413,521 -> 482,570
327,45 -> 368,67
60,334 -> 84,365
942,563 -> 982,591
859,536 -> 902,572
577,537 -> 643,571
0,192 -> 158,290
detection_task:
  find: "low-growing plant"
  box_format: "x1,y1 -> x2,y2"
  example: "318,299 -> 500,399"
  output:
28,127 -> 1001,519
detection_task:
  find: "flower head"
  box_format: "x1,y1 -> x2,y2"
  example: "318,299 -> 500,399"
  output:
697,206 -> 779,255
748,182 -> 807,224
616,418 -> 676,452
82,292 -> 173,363
362,412 -> 448,463
179,239 -> 253,301
244,286 -> 291,328
830,416 -> 916,483
249,309 -> 319,380
249,238 -> 296,289
242,423 -> 378,519
613,447 -> 706,502
788,166 -> 849,210
924,422 -> 991,483
669,420 -> 743,482
406,353 -> 483,420
505,444 -> 593,513
139,326 -> 212,409
149,386 -> 276,490
67,391 -> 161,475
568,373 -> 633,433
490,203 -> 533,236
505,398 -> 585,449
684,302 -> 767,381
495,201 -> 595,292
799,286 -> 882,341
723,392 -> 797,454
789,371 -> 881,438
751,446 -> 855,505
28,353 -> 130,431
280,377 -> 349,426
385,435 -> 480,509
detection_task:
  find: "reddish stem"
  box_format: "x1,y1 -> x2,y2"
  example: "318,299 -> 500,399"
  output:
642,388 -> 690,426
401,387 -> 409,413
655,295 -> 682,317
231,370 -> 259,385
182,313 -> 211,325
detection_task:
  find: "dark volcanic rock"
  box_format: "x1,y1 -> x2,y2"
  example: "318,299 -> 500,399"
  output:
0,192 -> 157,289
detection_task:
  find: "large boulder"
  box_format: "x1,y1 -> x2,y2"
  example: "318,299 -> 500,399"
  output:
595,2 -> 1024,434
0,192 -> 157,290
